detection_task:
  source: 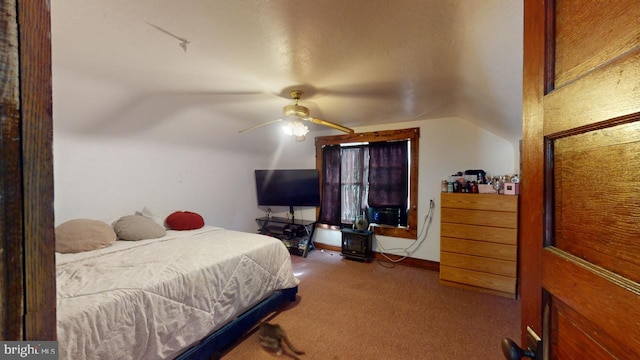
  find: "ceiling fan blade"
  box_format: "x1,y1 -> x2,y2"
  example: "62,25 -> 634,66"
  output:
238,119 -> 283,133
306,117 -> 354,134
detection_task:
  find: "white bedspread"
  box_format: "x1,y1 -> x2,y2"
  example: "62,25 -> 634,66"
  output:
56,226 -> 299,360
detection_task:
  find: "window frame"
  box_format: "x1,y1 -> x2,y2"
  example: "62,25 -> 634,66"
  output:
315,127 -> 419,240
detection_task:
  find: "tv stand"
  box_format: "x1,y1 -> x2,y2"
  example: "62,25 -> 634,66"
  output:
255,216 -> 316,257
289,205 -> 295,222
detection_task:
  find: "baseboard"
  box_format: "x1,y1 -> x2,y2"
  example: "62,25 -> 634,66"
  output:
374,252 -> 440,272
313,242 -> 440,272
312,242 -> 342,253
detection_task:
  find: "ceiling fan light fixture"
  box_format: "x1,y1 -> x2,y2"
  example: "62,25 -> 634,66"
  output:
283,104 -> 310,118
239,88 -> 355,138
282,120 -> 309,139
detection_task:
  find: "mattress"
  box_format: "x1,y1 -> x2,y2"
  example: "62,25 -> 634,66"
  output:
56,226 -> 299,360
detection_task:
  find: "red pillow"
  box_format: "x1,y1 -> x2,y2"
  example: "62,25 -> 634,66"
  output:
165,211 -> 205,230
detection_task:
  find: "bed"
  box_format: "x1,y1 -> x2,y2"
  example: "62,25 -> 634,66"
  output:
56,225 -> 299,360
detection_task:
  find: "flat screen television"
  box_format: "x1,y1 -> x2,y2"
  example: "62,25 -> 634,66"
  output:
254,169 -> 320,208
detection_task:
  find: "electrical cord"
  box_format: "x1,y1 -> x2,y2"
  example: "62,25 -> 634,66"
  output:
373,199 -> 436,264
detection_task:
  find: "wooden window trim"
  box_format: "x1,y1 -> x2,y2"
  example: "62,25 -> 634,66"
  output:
315,127 -> 420,240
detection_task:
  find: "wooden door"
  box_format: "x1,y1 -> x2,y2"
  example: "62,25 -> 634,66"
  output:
519,0 -> 640,358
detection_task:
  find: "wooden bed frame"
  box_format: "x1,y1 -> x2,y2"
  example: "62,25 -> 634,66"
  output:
175,286 -> 298,359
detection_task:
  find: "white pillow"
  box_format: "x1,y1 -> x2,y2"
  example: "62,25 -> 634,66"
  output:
135,207 -> 173,228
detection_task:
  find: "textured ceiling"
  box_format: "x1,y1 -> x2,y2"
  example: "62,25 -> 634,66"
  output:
51,0 -> 523,147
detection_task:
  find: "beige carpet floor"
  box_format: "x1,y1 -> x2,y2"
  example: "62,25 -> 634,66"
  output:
221,249 -> 519,360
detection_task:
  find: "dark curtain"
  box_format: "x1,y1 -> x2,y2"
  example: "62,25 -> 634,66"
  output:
319,145 -> 341,225
368,140 -> 408,209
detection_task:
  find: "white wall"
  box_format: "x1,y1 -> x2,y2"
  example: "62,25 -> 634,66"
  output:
53,133 -> 269,231
53,67 -> 278,232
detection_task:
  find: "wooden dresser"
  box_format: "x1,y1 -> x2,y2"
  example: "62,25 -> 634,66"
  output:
439,193 -> 518,298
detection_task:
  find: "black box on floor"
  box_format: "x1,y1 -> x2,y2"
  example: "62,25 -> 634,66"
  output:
341,228 -> 373,262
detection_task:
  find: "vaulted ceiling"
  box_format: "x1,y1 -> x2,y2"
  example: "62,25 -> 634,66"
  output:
51,0 -> 523,149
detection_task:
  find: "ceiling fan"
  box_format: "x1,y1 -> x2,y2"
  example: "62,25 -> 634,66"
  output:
238,89 -> 354,141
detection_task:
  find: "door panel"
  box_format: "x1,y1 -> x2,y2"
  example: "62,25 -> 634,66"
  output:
554,0 -> 640,88
544,51 -> 640,134
553,123 -> 640,282
553,302 -> 618,360
521,0 -> 640,359
542,248 -> 640,358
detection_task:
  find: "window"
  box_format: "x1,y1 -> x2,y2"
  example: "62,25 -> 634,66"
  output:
321,142 -> 408,226
340,146 -> 369,224
315,128 -> 419,240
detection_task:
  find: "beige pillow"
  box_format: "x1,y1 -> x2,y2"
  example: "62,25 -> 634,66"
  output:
56,219 -> 117,253
114,215 -> 166,241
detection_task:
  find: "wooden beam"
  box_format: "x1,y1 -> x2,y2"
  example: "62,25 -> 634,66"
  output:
18,0 -> 56,341
0,0 -> 25,340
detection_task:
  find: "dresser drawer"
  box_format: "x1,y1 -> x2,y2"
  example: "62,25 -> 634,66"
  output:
440,251 -> 516,277
440,265 -> 516,295
441,237 -> 517,261
441,208 -> 517,228
441,223 -> 518,245
440,193 -> 518,211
